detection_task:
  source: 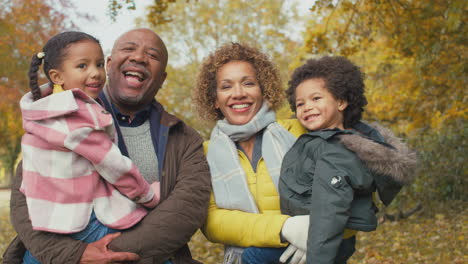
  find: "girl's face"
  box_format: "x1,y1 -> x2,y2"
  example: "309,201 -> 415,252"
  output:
215,60 -> 263,125
295,78 -> 347,131
50,40 -> 106,99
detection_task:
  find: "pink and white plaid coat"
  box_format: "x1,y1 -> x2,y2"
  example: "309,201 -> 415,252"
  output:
19,88 -> 157,234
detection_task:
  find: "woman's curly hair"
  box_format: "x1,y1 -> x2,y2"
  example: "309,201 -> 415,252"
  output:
286,56 -> 368,128
193,42 -> 284,121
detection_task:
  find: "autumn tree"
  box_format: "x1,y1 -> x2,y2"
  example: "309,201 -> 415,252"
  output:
303,0 -> 466,131
0,0 -> 81,185
136,0 -> 304,137
300,0 -> 467,200
107,0 -> 177,24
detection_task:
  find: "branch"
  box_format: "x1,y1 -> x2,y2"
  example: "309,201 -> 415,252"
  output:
382,203 -> 423,222
336,0 -> 361,48
324,0 -> 343,33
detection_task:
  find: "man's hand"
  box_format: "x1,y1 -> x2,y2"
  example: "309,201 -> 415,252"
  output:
281,215 -> 309,250
279,244 -> 306,264
80,233 -> 140,264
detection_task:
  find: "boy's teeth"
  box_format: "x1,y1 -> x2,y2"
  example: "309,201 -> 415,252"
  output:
232,104 -> 249,109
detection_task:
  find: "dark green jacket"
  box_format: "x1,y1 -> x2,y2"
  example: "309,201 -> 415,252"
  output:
279,122 -> 417,264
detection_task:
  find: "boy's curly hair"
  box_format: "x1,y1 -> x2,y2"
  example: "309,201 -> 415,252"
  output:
286,56 -> 368,128
193,42 -> 283,121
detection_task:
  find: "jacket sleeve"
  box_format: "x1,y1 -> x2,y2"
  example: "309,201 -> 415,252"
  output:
307,149 -> 354,264
107,125 -> 212,261
202,192 -> 290,247
64,127 -> 156,206
8,161 -> 86,264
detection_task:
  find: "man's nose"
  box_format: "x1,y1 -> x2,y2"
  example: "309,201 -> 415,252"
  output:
129,48 -> 146,64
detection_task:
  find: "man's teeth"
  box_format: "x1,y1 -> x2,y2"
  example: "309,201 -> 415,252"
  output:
232,104 -> 250,109
125,71 -> 144,79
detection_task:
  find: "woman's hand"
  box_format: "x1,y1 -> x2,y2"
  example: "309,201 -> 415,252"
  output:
281,215 -> 309,250
279,244 -> 306,264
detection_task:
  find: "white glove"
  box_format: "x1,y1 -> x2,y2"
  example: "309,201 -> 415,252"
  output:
280,244 -> 306,264
281,215 -> 309,251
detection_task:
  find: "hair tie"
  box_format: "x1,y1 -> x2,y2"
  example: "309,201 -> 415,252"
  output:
37,52 -> 45,59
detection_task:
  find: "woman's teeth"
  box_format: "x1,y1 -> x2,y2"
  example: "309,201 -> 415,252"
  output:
232,104 -> 249,109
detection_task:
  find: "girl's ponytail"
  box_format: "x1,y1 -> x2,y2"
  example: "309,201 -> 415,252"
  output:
29,52 -> 44,101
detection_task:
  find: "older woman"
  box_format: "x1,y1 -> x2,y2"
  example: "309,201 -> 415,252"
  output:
193,43 -> 308,264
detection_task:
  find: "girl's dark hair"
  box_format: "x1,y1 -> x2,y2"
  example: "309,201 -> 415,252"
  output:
286,56 -> 368,128
29,31 -> 100,100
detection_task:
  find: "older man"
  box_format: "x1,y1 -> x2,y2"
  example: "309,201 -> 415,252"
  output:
3,28 -> 211,264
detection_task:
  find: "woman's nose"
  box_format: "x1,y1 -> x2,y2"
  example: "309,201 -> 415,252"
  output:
232,84 -> 246,98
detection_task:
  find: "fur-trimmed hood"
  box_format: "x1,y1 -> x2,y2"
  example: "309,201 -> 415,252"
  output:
339,123 -> 418,185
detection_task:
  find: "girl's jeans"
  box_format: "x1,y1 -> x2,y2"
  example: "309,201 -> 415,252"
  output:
23,211 -> 118,264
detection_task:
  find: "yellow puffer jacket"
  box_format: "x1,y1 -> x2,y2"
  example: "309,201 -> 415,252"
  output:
202,119 -> 307,247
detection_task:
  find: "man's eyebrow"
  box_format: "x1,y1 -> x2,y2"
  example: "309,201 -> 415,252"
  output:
121,41 -> 137,46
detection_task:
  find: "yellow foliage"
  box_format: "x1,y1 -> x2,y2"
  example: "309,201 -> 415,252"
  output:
0,0 -> 86,183
299,0 -> 467,136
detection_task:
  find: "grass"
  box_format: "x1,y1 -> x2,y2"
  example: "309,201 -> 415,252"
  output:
1,201 -> 466,263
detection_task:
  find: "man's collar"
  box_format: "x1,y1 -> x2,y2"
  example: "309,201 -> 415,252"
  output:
101,85 -> 154,127
112,103 -> 152,127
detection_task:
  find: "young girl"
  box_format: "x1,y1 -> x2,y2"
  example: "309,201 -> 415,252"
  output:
243,56 -> 417,264
19,31 -> 160,263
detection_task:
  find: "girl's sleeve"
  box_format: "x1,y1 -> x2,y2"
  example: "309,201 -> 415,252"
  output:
202,192 -> 290,247
64,126 -> 157,207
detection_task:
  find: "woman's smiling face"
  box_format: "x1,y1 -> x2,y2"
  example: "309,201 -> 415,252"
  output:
215,60 -> 263,125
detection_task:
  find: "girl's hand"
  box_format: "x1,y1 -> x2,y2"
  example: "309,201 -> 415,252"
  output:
143,182 -> 161,208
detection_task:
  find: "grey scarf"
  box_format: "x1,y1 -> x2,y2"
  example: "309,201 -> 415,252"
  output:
206,102 -> 296,263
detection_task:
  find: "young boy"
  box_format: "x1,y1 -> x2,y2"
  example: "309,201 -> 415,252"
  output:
277,56 -> 417,264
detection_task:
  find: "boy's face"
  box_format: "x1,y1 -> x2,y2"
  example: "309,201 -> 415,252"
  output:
295,78 -> 347,131
50,40 -> 106,99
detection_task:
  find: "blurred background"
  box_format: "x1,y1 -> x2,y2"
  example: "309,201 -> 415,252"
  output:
0,0 -> 466,263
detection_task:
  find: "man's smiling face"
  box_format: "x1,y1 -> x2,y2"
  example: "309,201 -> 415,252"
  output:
106,29 -> 168,113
